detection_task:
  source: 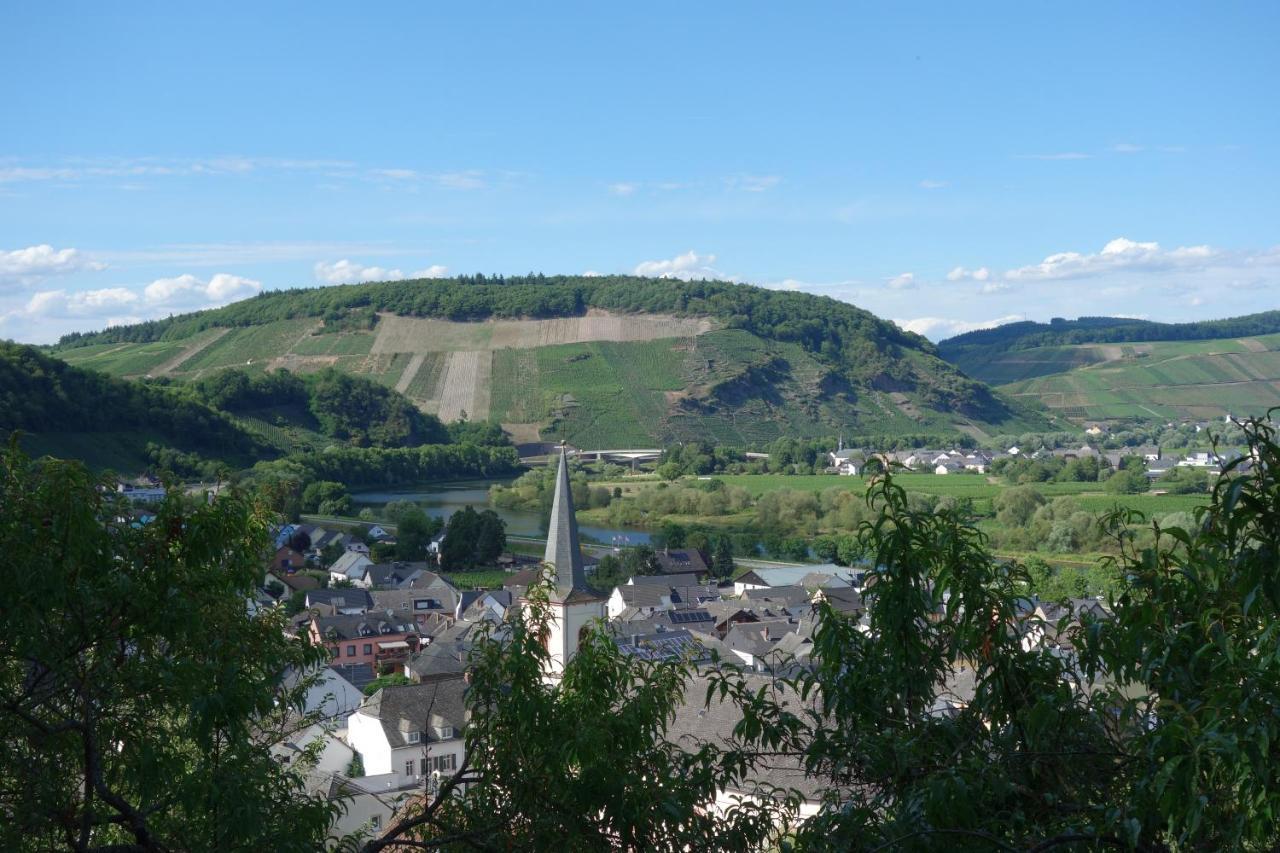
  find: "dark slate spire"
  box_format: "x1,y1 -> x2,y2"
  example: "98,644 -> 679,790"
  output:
544,446 -> 588,596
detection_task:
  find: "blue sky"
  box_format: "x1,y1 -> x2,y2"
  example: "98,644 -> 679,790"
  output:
2,1 -> 1277,343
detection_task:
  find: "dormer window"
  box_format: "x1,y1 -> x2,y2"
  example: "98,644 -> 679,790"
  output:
407,730 -> 422,744
432,725 -> 455,740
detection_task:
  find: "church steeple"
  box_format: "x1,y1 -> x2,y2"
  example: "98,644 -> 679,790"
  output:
544,446 -> 588,598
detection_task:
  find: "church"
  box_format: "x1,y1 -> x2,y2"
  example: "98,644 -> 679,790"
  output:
525,447 -> 606,679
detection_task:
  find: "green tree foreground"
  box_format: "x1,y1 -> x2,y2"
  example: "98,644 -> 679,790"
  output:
4,416 -> 1280,850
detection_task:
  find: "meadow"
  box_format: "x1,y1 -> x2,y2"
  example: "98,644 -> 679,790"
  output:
711,472 -> 1208,518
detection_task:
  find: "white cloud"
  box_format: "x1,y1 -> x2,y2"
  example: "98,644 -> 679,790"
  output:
4,272 -> 263,342
633,251 -> 724,280
945,266 -> 991,282
0,244 -> 107,288
726,174 -> 781,192
978,281 -> 1013,295
886,272 -> 917,290
23,287 -> 139,317
144,273 -> 261,307
894,314 -> 1024,341
1112,143 -> 1143,153
919,179 -> 949,189
608,182 -> 639,196
582,270 -> 604,277
1003,237 -> 1235,282
314,259 -> 447,285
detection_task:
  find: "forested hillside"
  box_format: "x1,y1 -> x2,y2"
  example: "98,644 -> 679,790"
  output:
49,275 -> 1053,444
933,309 -> 1280,424
0,342 -> 516,480
0,341 -> 269,469
939,309 -> 1280,379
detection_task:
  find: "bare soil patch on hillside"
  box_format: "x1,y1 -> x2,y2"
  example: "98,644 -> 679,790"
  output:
371,310 -> 713,355
436,351 -> 492,422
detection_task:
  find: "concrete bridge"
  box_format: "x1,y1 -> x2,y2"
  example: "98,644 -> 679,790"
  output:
519,446 -> 663,464
518,445 -> 770,465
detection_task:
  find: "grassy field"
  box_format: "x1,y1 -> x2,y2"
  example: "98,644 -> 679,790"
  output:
708,472 -> 1208,517
291,330 -> 376,356
528,339 -> 689,447
176,318 -> 318,375
442,569 -> 514,589
59,338 -> 196,377
989,333 -> 1280,422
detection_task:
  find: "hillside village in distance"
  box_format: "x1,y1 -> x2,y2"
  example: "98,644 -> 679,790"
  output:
103,413 -> 1252,841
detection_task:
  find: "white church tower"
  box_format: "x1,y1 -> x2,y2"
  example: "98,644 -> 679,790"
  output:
527,446 -> 605,679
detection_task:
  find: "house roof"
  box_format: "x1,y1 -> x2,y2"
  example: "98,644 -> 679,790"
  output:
372,584 -> 459,616
503,567 -> 544,590
615,584 -> 670,609
328,662 -> 377,691
724,619 -> 796,658
736,565 -> 857,589
358,680 -> 468,748
614,629 -> 707,662
630,572 -> 698,588
667,674 -> 824,800
654,549 -> 708,575
306,588 -> 374,612
312,611 -> 419,642
461,589 -> 514,621
743,585 -> 810,606
330,550 -> 373,577
819,586 -> 865,616
405,621 -> 485,682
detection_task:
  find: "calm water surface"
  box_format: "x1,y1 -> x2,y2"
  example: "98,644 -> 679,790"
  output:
351,479 -> 651,546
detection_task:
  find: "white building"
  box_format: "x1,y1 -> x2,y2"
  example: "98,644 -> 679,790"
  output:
329,551 -> 374,587
346,679 -> 468,790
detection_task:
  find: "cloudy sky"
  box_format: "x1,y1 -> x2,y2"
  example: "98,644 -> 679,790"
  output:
2,2 -> 1277,344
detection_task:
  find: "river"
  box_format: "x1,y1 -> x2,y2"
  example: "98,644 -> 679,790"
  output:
350,479 -> 652,546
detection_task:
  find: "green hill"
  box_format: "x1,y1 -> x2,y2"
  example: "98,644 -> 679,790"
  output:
939,310 -> 1280,382
50,275 -> 1052,446
991,334 -> 1280,423
0,341 -> 272,471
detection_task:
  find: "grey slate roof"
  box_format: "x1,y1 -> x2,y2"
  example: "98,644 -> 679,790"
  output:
358,679 -> 468,748
306,588 -> 374,613
654,548 -> 709,575
328,663 -> 377,691
667,673 -> 825,800
615,584 -> 670,609
313,611 -> 419,641
372,583 -> 459,617
630,572 -> 698,588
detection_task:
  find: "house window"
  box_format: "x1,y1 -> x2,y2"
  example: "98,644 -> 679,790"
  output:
330,646 -> 339,658
369,814 -> 381,830
347,645 -> 356,657
363,643 -> 372,655
432,725 -> 454,740
404,759 -> 415,777
408,731 -> 421,744
429,753 -> 457,773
